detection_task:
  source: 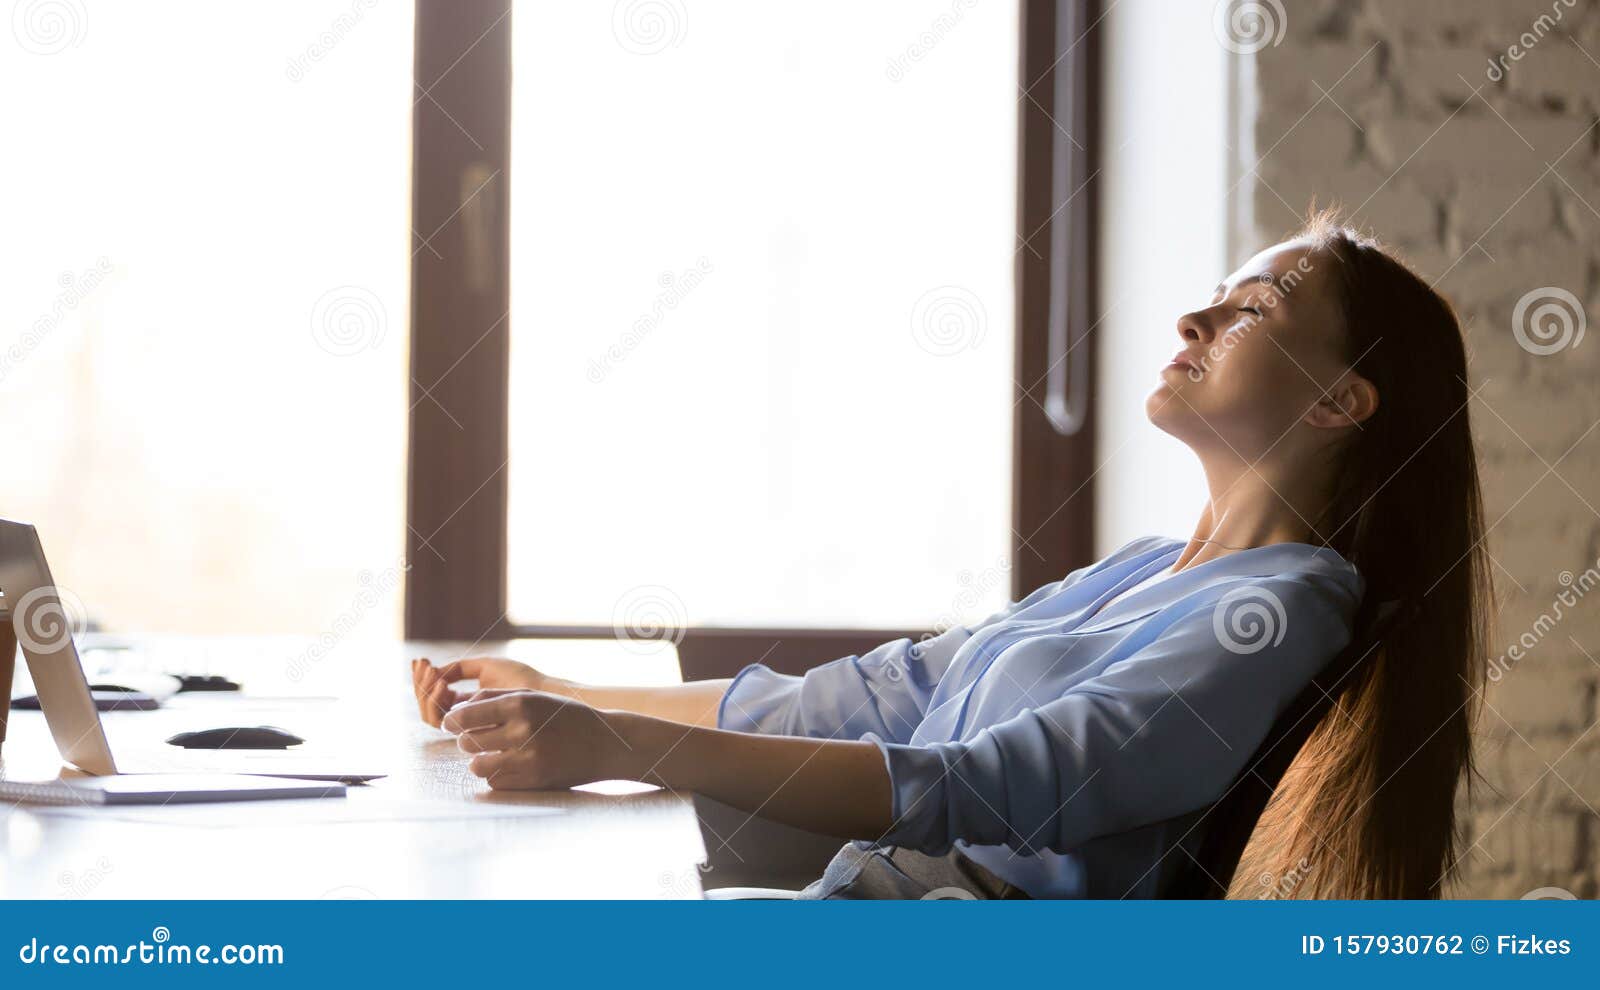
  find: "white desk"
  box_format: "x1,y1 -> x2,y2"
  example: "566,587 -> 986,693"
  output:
0,636 -> 707,899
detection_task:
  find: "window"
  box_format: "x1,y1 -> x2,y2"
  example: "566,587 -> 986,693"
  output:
0,1 -> 413,636
407,0 -> 1098,676
505,2 -> 1019,632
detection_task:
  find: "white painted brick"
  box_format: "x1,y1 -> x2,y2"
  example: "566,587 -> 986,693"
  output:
1503,43 -> 1600,104
1481,665 -> 1595,734
1397,44 -> 1501,105
1255,103 -> 1363,172
1380,0 -> 1595,38
1470,806 -> 1585,875
1474,376 -> 1600,461
1370,117 -> 1589,196
1451,171 -> 1564,244
1550,161 -> 1600,241
1431,239 -> 1588,311
1255,162 -> 1439,241
1258,40 -> 1384,106
1545,730 -> 1600,809
1252,0 -> 1597,898
1489,521 -> 1599,594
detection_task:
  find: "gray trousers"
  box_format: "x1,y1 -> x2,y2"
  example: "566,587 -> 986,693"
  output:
796,841 -> 1030,900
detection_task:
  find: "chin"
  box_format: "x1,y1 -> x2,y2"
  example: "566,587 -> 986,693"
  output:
1145,379 -> 1183,425
1145,381 -> 1204,445
1145,398 -> 1175,436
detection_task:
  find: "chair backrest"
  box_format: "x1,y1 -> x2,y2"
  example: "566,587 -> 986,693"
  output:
1159,601 -> 1401,898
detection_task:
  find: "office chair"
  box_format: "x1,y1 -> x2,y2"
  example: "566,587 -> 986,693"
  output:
1159,599 -> 1402,898
706,600 -> 1403,901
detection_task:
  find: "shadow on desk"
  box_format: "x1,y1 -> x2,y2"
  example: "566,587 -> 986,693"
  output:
693,795 -> 843,891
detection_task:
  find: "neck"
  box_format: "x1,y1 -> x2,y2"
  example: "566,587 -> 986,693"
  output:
1173,452 -> 1335,571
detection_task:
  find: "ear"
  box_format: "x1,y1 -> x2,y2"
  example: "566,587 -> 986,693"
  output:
1306,373 -> 1379,429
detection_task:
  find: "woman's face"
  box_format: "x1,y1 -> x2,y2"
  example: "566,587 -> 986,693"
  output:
1146,239 -> 1365,459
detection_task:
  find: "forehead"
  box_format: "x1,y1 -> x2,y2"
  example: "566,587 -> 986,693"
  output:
1215,238 -> 1335,313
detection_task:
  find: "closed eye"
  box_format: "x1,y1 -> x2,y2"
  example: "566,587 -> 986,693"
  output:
1238,305 -> 1262,317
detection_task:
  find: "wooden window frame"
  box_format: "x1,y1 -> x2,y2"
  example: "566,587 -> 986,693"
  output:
405,0 -> 1098,680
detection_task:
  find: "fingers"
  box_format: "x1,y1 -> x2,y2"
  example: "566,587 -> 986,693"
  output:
456,723 -> 519,754
413,659 -> 461,728
432,658 -> 485,683
441,692 -> 533,734
415,656 -> 538,730
412,659 -> 435,726
467,750 -> 543,790
428,675 -> 458,727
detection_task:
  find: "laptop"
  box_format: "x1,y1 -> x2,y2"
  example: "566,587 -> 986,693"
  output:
0,518 -> 385,784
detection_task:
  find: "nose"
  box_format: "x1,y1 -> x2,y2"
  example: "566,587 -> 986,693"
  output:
1176,310 -> 1216,347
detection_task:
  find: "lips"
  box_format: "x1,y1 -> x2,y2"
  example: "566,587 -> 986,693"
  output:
1167,349 -> 1199,371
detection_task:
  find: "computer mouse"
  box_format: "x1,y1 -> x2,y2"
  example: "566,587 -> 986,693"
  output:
165,726 -> 305,750
173,674 -> 242,692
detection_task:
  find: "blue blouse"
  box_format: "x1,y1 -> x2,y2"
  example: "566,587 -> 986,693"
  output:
717,537 -> 1364,898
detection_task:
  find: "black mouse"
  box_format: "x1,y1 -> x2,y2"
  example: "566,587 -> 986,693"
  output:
166,726 -> 305,750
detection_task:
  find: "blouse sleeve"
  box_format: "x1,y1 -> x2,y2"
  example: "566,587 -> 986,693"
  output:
868,575 -> 1359,855
716,557 -> 1118,744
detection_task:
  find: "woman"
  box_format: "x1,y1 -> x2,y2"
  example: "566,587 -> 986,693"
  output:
412,213 -> 1489,899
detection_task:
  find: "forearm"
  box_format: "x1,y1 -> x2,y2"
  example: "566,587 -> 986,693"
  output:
542,678 -> 731,728
612,713 -> 895,839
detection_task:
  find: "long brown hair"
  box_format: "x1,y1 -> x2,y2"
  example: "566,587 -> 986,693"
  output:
1232,211 -> 1492,898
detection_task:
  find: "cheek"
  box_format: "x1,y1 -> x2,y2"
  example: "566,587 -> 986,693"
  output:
1194,335 -> 1310,420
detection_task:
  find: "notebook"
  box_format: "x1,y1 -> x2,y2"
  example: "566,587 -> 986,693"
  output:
0,773 -> 347,805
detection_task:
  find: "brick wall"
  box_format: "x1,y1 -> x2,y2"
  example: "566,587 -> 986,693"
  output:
1237,0 -> 1599,897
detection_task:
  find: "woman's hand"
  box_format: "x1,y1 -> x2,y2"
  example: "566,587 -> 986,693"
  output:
435,687 -> 895,839
440,689 -> 630,790
411,657 -> 550,728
